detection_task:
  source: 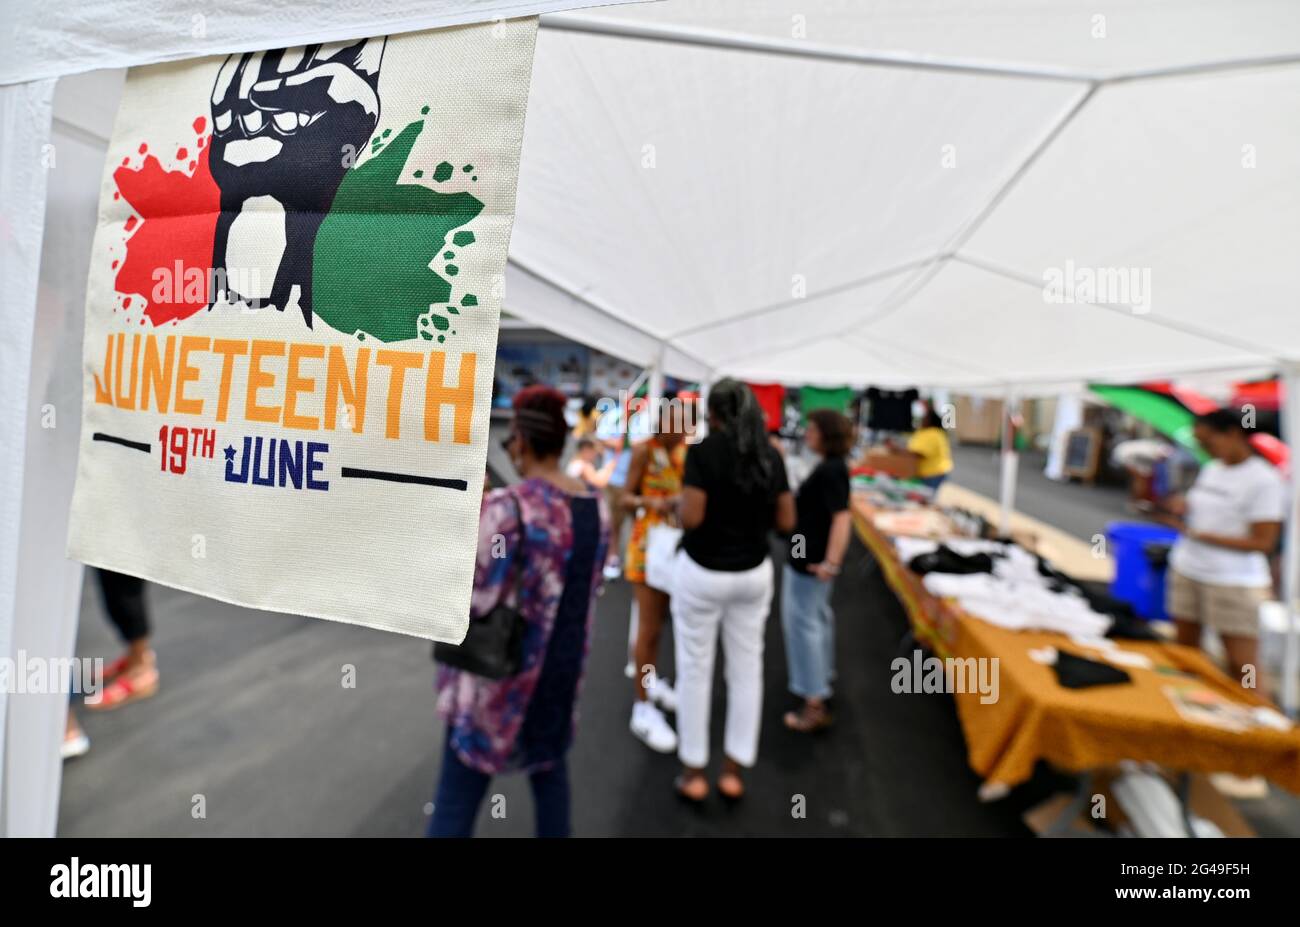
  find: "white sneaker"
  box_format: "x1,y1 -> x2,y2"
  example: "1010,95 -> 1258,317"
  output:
61,730 -> 90,761
630,700 -> 678,753
647,674 -> 678,713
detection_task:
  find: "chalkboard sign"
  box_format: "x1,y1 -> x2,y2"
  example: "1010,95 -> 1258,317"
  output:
1063,427 -> 1101,483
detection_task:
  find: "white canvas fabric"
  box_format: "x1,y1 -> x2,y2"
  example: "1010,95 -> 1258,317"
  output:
0,78 -> 56,826
0,0 -> 649,85
66,21 -> 540,641
500,1 -> 1300,387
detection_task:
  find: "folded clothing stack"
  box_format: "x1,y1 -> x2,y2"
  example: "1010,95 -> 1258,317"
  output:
898,537 -> 1114,639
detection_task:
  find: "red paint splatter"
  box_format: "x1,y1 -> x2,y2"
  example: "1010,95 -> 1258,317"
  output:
176,147 -> 188,160
138,143 -> 148,154
197,136 -> 206,149
123,296 -> 132,308
113,135 -> 219,325
193,117 -> 206,134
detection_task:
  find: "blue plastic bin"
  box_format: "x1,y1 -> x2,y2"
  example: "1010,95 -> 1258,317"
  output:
1107,521 -> 1180,620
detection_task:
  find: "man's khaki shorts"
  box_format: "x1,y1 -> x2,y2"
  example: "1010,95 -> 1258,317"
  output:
1166,569 -> 1270,638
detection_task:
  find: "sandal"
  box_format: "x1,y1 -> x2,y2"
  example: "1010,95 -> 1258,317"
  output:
102,655 -> 131,682
86,665 -> 159,711
717,769 -> 745,801
674,772 -> 709,804
783,702 -> 833,734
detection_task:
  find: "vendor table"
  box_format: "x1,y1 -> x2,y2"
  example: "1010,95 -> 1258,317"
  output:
851,492 -> 1300,795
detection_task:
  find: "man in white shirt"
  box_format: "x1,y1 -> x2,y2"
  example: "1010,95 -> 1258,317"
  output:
1160,410 -> 1288,688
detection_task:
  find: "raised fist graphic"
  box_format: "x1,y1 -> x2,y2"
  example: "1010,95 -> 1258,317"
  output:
208,38 -> 386,325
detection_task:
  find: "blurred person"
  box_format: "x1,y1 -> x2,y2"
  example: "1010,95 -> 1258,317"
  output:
1159,409 -> 1286,690
622,394 -> 687,753
83,568 -> 159,712
902,407 -> 953,490
566,436 -> 617,491
572,394 -> 602,440
430,386 -> 610,838
672,379 -> 795,801
781,409 -> 852,733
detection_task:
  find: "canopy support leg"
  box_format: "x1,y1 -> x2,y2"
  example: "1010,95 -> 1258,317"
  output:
999,389 -> 1021,536
1281,363 -> 1300,717
647,345 -> 665,405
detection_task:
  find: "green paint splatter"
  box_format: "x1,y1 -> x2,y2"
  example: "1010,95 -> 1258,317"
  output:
443,250 -> 455,260
433,161 -> 453,182
431,314 -> 450,331
413,169 -> 423,178
463,164 -> 473,173
313,119 -> 484,343
420,105 -> 430,115
453,231 -> 475,247
461,294 -> 478,307
445,265 -> 458,276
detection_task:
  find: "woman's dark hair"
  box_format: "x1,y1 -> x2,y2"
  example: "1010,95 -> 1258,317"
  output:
922,407 -> 944,429
581,394 -> 600,417
807,409 -> 852,458
1195,407 -> 1250,435
708,379 -> 776,493
513,385 -> 569,458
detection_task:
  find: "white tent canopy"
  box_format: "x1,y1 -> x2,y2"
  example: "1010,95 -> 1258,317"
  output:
509,1 -> 1300,387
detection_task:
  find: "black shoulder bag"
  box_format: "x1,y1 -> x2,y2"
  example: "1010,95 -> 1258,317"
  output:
433,492 -> 528,679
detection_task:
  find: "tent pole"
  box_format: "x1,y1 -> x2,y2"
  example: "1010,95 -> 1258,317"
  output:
999,388 -> 1021,536
540,13 -> 1300,85
540,13 -> 1095,82
647,345 -> 665,404
1281,363 -> 1300,717
696,372 -> 714,441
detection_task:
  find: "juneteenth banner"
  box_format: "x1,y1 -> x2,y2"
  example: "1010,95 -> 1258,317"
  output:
67,20 -> 538,641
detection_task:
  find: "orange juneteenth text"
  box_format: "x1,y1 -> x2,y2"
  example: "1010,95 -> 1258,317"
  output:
91,332 -> 477,444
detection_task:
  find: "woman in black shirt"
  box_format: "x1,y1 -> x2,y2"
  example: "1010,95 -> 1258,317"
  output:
781,409 -> 852,733
672,379 -> 795,801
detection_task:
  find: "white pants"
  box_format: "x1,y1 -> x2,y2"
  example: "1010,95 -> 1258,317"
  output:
670,550 -> 774,769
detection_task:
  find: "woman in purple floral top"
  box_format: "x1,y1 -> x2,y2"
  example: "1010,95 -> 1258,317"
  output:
430,386 -> 609,838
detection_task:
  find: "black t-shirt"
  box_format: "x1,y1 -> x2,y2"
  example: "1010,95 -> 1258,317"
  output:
865,387 -> 918,431
681,433 -> 789,572
788,455 -> 850,573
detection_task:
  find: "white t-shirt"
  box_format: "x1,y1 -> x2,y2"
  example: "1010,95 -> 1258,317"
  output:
1169,456 -> 1287,587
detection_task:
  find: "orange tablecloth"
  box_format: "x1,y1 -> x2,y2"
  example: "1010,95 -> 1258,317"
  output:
852,494 -> 1300,792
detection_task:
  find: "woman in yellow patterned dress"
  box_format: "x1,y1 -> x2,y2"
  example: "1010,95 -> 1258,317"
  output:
622,397 -> 687,753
